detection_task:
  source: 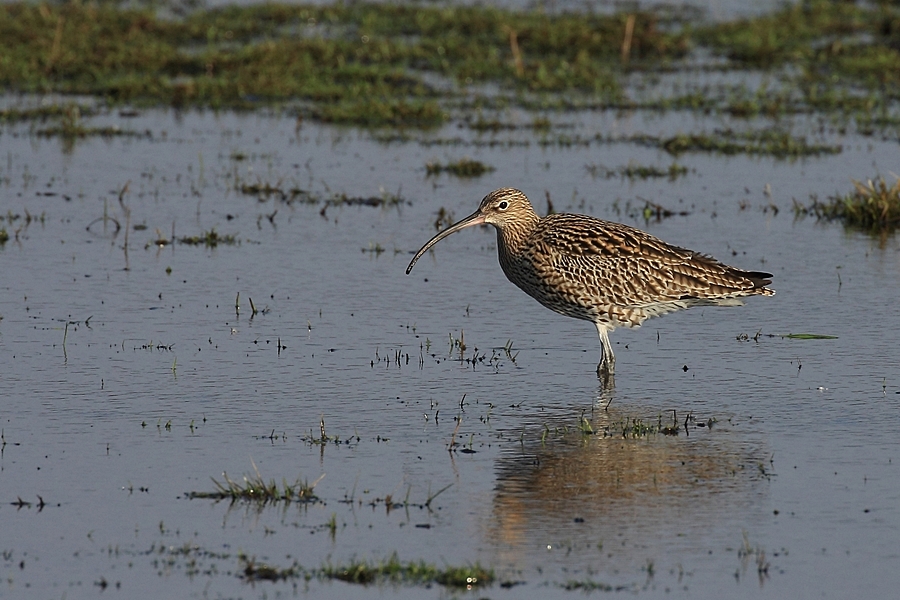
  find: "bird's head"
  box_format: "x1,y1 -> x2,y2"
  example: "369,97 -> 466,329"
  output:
475,188 -> 536,228
405,188 -> 538,274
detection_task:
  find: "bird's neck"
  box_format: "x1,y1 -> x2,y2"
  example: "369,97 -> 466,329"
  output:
496,211 -> 540,256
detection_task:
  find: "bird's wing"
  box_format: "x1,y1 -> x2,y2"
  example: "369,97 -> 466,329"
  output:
532,215 -> 769,304
536,214 -> 691,260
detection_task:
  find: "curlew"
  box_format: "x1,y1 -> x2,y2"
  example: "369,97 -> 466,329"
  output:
406,188 -> 774,376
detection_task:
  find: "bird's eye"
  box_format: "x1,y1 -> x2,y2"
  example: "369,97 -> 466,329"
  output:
498,201 -> 509,210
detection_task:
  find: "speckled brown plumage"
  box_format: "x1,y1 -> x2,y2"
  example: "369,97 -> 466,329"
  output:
407,188 -> 774,375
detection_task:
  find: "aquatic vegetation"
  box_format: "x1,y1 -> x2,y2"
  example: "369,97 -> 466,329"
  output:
0,2 -> 683,118
425,158 -> 494,177
697,0 -> 869,68
35,123 -> 151,139
0,228 -> 8,245
326,191 -> 407,208
697,0 -> 900,125
737,531 -> 770,584
2,210 -> 46,225
794,175 -> 900,233
32,106 -> 150,139
0,103 -> 97,123
234,178 -> 406,208
536,129 -> 842,158
241,556 -> 298,582
240,552 -> 493,587
464,115 -> 556,132
659,129 -> 841,159
432,207 -> 455,230
9,495 -> 46,510
586,162 -> 688,180
825,176 -> 900,232
313,98 -> 444,128
780,333 -> 839,340
237,180 -> 317,203
539,410 -> 693,441
178,229 -> 238,247
562,579 -> 618,592
375,127 -> 848,159
1,1 -> 896,135
739,330 -> 838,342
188,465 -> 321,504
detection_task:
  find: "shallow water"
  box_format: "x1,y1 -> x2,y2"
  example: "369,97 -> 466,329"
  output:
1,86 -> 899,600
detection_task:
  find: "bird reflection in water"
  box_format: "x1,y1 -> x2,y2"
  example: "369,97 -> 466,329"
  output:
483,390 -> 771,584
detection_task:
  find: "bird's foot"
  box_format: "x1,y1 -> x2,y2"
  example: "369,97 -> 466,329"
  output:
597,359 -> 615,388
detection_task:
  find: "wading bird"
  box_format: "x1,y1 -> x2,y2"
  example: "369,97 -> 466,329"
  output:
406,188 -> 774,377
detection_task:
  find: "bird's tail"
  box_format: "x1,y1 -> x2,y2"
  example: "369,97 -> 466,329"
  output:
730,268 -> 775,296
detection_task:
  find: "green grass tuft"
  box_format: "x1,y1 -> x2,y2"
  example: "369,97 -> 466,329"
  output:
827,176 -> 900,232
239,552 -> 493,588
320,553 -> 493,588
188,464 -> 320,504
794,175 -> 900,233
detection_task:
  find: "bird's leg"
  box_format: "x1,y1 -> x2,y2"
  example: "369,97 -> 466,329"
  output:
597,366 -> 615,392
595,323 -> 616,376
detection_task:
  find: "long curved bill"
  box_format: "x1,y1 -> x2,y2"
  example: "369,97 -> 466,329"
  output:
405,210 -> 486,274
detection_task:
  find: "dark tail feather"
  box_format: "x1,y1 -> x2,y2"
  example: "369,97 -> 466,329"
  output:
733,268 -> 773,290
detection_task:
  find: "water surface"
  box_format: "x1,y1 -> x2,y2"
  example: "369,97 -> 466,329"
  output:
1,77 -> 899,599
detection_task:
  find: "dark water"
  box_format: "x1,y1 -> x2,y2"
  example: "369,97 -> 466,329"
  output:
1,86 -> 899,600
